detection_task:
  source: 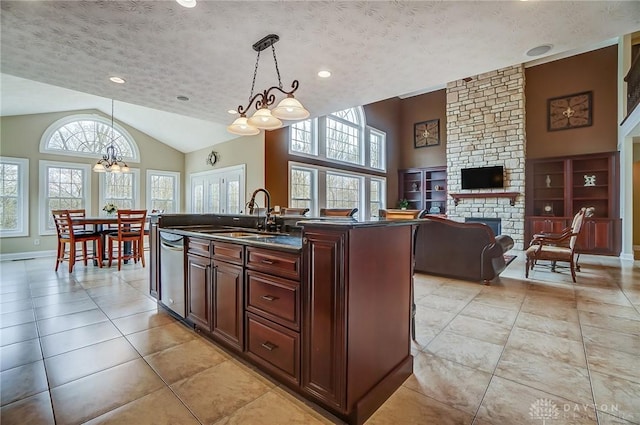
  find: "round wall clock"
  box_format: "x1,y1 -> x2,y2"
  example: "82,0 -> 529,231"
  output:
206,150 -> 219,166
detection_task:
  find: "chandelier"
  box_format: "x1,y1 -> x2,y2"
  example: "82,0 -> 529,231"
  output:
227,34 -> 309,136
93,99 -> 130,173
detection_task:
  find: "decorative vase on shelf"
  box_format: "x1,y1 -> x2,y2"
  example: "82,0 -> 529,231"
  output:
545,175 -> 551,188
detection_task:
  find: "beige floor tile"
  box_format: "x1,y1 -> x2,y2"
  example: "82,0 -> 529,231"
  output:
521,297 -> 580,323
83,387 -> 200,425
0,322 -> 39,347
32,291 -> 90,308
98,297 -> 158,319
0,298 -> 33,314
445,314 -> 512,345
36,308 -> 108,336
0,338 -> 42,371
585,342 -> 640,384
35,298 -> 98,320
0,309 -> 35,329
0,360 -> 48,406
0,291 -> 31,303
578,311 -> 640,336
471,289 -> 525,311
505,327 -> 587,368
45,337 -> 139,387
125,322 -> 196,356
430,284 -> 481,301
145,338 -> 229,384
111,308 -> 176,335
460,300 -> 519,325
50,358 -> 164,425
0,390 -> 54,425
171,360 -> 273,424
366,386 -> 473,425
597,410 -> 640,425
425,330 -> 503,373
495,347 -> 593,405
514,311 -> 582,340
476,376 -> 597,425
581,325 -> 640,356
214,390 -> 329,425
577,299 -> 640,321
590,371 -> 640,424
416,294 -> 470,313
576,287 -> 634,308
40,320 -> 121,358
403,351 -> 492,414
29,284 -> 85,298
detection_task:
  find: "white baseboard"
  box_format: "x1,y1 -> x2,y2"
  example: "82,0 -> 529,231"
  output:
620,253 -> 636,262
0,250 -> 56,262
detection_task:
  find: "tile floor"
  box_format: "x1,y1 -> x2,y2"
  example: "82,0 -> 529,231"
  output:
0,253 -> 638,425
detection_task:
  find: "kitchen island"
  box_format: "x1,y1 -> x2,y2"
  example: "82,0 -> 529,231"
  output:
149,214 -> 415,425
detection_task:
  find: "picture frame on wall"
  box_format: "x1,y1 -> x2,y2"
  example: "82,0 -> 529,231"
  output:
414,119 -> 440,148
547,91 -> 593,131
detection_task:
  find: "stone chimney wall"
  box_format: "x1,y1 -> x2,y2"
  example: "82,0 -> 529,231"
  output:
446,65 -> 526,250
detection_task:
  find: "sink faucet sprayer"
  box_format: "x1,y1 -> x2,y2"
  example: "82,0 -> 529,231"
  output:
247,188 -> 275,231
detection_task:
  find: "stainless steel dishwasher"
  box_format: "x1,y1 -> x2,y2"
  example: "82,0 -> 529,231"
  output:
159,231 -> 186,318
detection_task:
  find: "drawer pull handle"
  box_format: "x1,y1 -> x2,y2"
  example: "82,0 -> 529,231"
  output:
261,259 -> 276,264
261,295 -> 277,301
261,341 -> 277,351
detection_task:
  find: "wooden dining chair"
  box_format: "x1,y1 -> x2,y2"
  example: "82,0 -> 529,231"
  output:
106,209 -> 147,271
52,209 -> 103,273
281,207 -> 309,216
379,209 -> 425,219
319,208 -> 358,217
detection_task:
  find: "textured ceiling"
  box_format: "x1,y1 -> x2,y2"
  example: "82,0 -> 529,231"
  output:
1,1 -> 639,153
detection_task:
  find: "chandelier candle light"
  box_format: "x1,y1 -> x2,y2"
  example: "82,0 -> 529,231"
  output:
227,34 -> 309,136
93,99 -> 130,173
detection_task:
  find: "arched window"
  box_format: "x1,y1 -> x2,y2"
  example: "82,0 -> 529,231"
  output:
326,107 -> 365,165
40,114 -> 139,162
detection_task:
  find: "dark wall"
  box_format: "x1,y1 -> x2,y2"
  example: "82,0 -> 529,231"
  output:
525,46 -> 618,159
264,98 -> 402,208
399,89 -> 447,169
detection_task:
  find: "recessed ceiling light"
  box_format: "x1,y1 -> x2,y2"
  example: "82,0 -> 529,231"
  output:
109,76 -> 126,84
526,44 -> 553,57
318,70 -> 331,78
176,0 -> 196,8
177,95 -> 189,101
228,109 -> 238,114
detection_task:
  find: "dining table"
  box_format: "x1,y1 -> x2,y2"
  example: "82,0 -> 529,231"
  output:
71,216 -> 139,266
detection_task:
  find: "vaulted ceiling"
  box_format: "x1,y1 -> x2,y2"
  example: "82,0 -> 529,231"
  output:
1,1 -> 639,152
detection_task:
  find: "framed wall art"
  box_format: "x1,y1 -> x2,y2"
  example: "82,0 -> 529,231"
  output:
547,91 -> 592,131
414,119 -> 440,148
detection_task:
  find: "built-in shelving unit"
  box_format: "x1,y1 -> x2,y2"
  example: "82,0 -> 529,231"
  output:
525,151 -> 621,255
398,166 -> 447,214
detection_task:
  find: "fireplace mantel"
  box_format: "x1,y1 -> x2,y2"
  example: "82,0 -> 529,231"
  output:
450,192 -> 519,206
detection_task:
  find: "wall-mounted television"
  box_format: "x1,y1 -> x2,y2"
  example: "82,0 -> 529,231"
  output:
461,165 -> 504,190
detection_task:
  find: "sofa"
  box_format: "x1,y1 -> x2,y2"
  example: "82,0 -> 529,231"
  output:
414,216 -> 515,283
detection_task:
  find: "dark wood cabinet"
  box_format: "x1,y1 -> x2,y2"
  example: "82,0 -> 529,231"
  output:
525,152 -> 621,255
398,166 -> 447,214
302,224 -> 414,424
148,220 -> 159,299
211,259 -> 243,351
186,252 -> 211,329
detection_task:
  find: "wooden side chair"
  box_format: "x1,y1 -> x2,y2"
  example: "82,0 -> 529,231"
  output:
107,209 -> 147,271
525,207 -> 590,283
319,208 -> 358,217
380,209 -> 425,219
52,209 -> 103,273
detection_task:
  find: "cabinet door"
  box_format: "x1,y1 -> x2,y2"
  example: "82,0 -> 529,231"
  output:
529,218 -> 567,235
577,220 -> 613,254
186,254 -> 211,330
212,260 -> 244,351
149,222 -> 159,299
302,230 -> 346,411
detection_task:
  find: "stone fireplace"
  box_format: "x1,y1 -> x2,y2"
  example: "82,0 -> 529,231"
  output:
445,65 -> 526,250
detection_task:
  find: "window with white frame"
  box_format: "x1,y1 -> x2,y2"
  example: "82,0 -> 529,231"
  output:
39,160 -> 91,235
147,170 -> 180,213
288,161 -> 384,220
288,106 -> 386,172
289,166 -> 316,211
40,114 -> 139,162
0,157 -> 29,237
99,170 -> 140,213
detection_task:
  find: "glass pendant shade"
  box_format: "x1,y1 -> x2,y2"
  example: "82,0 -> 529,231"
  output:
227,116 -> 260,136
93,163 -> 106,172
110,163 -> 121,173
272,96 -> 310,120
247,107 -> 283,130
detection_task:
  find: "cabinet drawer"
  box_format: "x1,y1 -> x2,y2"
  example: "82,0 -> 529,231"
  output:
212,242 -> 244,265
187,237 -> 211,256
246,270 -> 299,331
246,247 -> 300,280
246,313 -> 299,385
